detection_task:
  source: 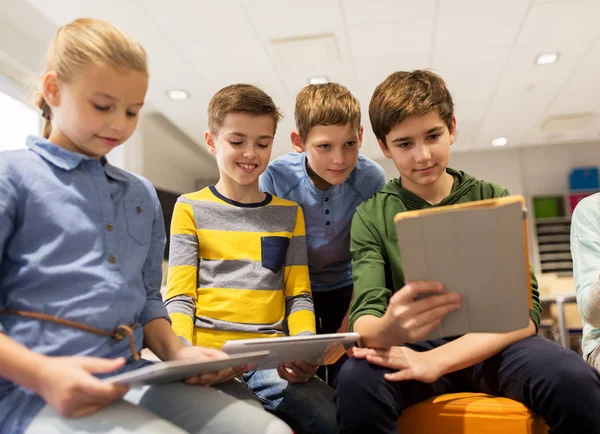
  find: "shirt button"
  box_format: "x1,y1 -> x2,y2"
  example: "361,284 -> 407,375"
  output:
325,197 -> 329,202
108,255 -> 117,263
136,206 -> 142,213
105,223 -> 113,231
326,221 -> 331,226
325,209 -> 330,215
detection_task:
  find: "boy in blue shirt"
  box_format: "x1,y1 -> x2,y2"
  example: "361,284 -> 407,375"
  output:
260,83 -> 386,385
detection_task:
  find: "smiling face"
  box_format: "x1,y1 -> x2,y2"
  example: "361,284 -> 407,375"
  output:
292,122 -> 363,190
206,112 -> 275,191
379,110 -> 456,194
43,63 -> 148,159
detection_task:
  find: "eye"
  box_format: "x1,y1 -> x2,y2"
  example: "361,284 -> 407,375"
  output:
229,140 -> 243,146
427,134 -> 440,141
258,143 -> 270,149
126,111 -> 138,118
93,103 -> 110,112
397,142 -> 411,149
346,141 -> 357,147
318,144 -> 331,149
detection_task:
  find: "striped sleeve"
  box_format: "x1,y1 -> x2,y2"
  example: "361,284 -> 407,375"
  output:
283,205 -> 315,335
164,197 -> 198,344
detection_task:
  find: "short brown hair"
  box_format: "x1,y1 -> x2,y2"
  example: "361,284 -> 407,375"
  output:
208,84 -> 282,135
369,70 -> 454,146
294,83 -> 361,140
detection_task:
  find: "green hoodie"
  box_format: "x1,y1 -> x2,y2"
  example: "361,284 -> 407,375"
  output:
348,167 -> 541,332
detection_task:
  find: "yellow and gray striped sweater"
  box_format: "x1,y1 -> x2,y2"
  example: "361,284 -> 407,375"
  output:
165,185 -> 315,349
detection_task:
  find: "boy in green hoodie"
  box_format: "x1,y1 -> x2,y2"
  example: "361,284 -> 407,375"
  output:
335,70 -> 600,434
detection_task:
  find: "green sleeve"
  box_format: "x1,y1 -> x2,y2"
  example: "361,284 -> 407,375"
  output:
497,188 -> 542,327
348,208 -> 392,331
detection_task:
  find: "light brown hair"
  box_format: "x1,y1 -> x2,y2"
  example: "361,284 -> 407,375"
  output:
294,83 -> 361,141
369,70 -> 454,146
207,84 -> 282,136
36,18 -> 148,138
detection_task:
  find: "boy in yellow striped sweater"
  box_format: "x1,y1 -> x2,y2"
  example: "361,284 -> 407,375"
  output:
164,84 -> 338,434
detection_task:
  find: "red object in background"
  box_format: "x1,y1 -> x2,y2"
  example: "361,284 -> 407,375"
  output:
569,191 -> 598,214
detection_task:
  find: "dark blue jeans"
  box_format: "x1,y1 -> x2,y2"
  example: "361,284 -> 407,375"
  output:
244,368 -> 339,434
336,336 -> 600,434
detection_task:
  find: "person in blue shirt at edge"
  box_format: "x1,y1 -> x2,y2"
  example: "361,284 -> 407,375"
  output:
571,192 -> 600,370
259,82 -> 386,387
0,17 -> 291,434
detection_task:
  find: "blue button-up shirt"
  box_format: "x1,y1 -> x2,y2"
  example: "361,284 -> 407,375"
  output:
0,136 -> 168,433
259,152 -> 386,292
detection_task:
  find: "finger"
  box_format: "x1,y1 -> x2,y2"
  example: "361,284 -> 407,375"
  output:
186,372 -> 218,385
199,348 -> 229,360
286,364 -> 312,382
365,354 -> 407,371
207,367 -> 234,385
291,360 -> 316,376
352,347 -> 374,359
82,378 -> 129,401
410,293 -> 461,317
74,357 -> 126,374
405,319 -> 443,344
277,365 -> 297,383
69,402 -> 110,419
391,281 -> 444,305
384,369 -> 415,382
403,301 -> 461,330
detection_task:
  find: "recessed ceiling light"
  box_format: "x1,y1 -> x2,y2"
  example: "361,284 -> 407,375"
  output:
491,137 -> 508,147
166,89 -> 190,101
535,52 -> 560,65
308,76 -> 329,85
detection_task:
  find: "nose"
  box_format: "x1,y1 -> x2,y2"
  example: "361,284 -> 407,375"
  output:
243,144 -> 258,159
413,143 -> 431,163
332,148 -> 346,165
109,112 -> 128,134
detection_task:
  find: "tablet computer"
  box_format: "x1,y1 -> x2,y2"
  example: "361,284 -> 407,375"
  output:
221,333 -> 360,370
394,195 -> 532,340
104,351 -> 270,386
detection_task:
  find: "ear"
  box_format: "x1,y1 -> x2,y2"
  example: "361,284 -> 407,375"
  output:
290,130 -> 305,153
357,126 -> 364,149
377,138 -> 392,159
205,130 -> 217,155
42,71 -> 60,108
449,116 -> 457,146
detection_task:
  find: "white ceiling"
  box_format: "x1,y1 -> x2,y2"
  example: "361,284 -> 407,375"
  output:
15,0 -> 600,158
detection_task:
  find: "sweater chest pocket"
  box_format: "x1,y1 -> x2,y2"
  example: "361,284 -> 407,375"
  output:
261,236 -> 290,273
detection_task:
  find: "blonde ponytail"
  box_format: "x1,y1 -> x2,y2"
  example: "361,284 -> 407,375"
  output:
35,92 -> 52,138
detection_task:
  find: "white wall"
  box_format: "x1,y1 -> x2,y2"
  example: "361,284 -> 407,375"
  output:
140,113 -> 218,194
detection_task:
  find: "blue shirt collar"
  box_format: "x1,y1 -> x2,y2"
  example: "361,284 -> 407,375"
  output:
26,135 -> 95,171
26,135 -> 127,182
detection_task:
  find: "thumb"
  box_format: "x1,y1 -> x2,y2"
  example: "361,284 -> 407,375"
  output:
75,356 -> 126,374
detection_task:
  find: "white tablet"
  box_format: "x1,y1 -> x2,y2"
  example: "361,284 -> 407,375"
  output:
104,351 -> 270,386
221,333 -> 360,370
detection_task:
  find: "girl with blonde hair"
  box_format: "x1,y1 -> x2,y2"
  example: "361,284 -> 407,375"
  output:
0,17 -> 290,434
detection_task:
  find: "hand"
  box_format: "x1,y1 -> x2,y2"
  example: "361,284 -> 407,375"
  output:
353,346 -> 443,383
382,281 -> 461,344
174,346 -> 252,386
277,360 -> 318,383
36,356 -> 129,418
